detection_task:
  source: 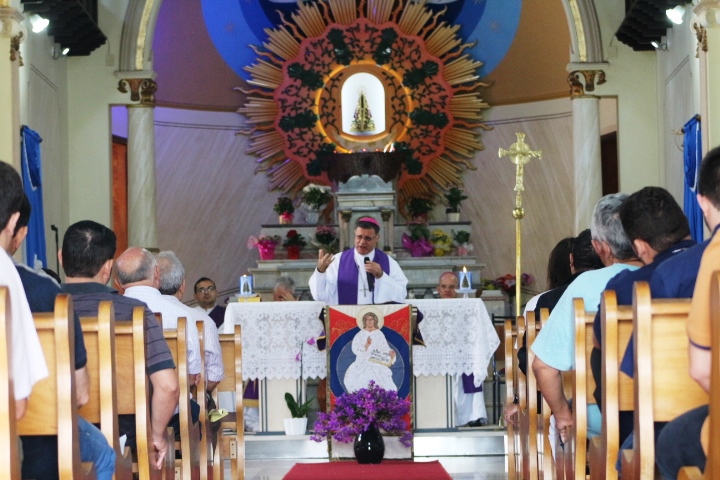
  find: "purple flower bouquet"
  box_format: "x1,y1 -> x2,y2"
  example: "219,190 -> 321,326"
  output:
311,381 -> 413,447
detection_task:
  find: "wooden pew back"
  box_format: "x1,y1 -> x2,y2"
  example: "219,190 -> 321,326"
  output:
78,301 -> 133,480
0,287 -> 20,480
631,281 -> 706,479
505,318 -> 518,480
18,294 -> 91,479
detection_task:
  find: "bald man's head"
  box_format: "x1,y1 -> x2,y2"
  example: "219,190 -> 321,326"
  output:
437,272 -> 459,299
115,247 -> 158,288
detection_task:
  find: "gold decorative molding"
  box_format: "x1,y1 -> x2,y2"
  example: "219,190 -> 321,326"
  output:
340,210 -> 352,223
118,78 -> 157,104
694,22 -> 708,55
567,69 -> 606,97
9,31 -> 22,65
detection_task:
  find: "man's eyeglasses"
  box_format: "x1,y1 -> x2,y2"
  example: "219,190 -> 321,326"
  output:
197,286 -> 216,294
355,234 -> 377,242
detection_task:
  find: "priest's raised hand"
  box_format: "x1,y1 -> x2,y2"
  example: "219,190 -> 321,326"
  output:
316,250 -> 335,273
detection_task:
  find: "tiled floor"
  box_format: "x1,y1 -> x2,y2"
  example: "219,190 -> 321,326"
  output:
244,455 -> 508,479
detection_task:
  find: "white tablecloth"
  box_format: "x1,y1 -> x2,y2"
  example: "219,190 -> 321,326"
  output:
223,298 -> 500,383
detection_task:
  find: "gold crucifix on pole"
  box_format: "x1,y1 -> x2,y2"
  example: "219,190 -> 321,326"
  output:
498,133 -> 541,317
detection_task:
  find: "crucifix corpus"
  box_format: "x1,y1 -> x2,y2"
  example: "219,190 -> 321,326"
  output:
498,133 -> 541,317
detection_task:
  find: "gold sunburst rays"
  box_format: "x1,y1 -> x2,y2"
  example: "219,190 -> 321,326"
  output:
238,0 -> 491,201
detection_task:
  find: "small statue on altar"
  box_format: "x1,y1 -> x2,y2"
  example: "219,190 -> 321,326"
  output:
351,89 -> 375,132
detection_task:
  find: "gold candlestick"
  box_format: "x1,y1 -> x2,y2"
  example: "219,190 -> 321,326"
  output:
499,133 -> 541,317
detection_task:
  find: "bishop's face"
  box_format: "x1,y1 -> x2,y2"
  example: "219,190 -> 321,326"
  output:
354,227 -> 379,256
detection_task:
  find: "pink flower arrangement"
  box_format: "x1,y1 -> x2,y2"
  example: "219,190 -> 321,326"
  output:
311,381 -> 412,447
495,273 -> 534,297
247,234 -> 281,250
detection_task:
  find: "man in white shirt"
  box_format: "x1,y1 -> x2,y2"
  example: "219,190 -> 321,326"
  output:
0,160 -> 48,419
156,251 -> 224,392
309,217 -> 407,305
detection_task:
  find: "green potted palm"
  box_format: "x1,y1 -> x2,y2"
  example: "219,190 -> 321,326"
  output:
444,186 -> 468,222
407,196 -> 434,222
284,392 -> 315,435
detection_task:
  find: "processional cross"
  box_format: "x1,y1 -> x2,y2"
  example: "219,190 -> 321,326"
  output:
498,133 -> 541,317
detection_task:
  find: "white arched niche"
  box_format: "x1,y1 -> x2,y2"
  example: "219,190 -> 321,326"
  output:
341,72 -> 386,136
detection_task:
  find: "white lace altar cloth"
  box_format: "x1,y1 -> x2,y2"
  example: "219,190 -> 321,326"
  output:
411,298 -> 500,385
221,301 -> 327,380
222,298 -> 499,383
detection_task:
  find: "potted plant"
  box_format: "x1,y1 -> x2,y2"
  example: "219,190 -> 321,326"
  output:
283,229 -> 307,260
452,229 -> 472,256
444,186 -> 468,222
406,196 -> 434,222
274,196 -> 295,224
430,229 -> 452,256
310,225 -> 339,253
283,392 -> 315,436
301,183 -> 332,223
247,234 -> 281,260
311,381 -> 412,464
401,222 -> 432,257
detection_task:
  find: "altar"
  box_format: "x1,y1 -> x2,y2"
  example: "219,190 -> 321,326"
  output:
221,298 -> 500,432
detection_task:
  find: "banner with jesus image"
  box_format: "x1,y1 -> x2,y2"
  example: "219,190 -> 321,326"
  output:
326,304 -> 414,459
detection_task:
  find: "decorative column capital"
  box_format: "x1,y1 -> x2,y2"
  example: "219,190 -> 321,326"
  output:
340,210 -> 352,223
380,209 -> 392,222
567,69 -> 606,97
1,7 -> 25,65
118,78 -> 157,105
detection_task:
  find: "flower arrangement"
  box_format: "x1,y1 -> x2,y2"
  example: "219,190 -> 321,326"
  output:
401,222 -> 432,257
247,234 -> 282,260
444,186 -> 468,212
302,183 -> 332,209
430,229 -> 452,254
480,278 -> 498,291
452,229 -> 471,245
274,196 -> 295,223
311,225 -> 339,253
495,273 -> 535,297
311,381 -> 413,447
283,229 -> 307,248
407,196 -> 434,220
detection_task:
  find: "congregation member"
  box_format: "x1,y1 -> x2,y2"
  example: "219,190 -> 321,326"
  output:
521,236 -> 575,319
194,276 -> 226,329
437,271 -> 487,427
588,187 -> 694,452
531,194 -> 641,442
59,220 -> 178,470
156,251 -> 224,393
10,196 -> 115,480
116,247 -> 224,393
310,217 -> 408,304
655,146 -> 720,478
273,275 -> 297,301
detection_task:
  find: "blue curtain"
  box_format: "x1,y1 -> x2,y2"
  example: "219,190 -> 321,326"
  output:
683,116 -> 703,242
20,126 -> 47,269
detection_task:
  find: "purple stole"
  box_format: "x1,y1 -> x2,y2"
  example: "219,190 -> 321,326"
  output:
209,305 -> 225,329
462,373 -> 483,394
243,379 -> 259,407
337,249 -> 390,304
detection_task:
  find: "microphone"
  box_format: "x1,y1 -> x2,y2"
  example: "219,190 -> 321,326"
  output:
364,257 -> 375,293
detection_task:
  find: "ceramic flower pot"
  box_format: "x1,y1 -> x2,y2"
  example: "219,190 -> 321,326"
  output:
446,211 -> 460,222
279,214 -> 294,224
287,245 -> 301,259
283,417 -> 307,435
354,424 -> 384,464
258,245 -> 276,260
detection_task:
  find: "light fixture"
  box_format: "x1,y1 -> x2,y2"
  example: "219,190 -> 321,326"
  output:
28,14 -> 49,34
62,47 -> 70,56
51,44 -> 69,59
651,41 -> 668,51
666,5 -> 685,25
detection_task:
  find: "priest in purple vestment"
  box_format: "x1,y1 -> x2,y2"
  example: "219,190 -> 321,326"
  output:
309,217 -> 408,305
438,271 -> 488,427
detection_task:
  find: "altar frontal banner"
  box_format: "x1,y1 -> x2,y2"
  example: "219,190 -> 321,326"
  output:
326,304 -> 414,459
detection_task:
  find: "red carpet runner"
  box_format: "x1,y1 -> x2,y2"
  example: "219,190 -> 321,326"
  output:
283,459 -> 452,480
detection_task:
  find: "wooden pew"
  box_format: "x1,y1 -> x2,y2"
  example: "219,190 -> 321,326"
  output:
78,301 -> 133,480
194,320 -> 209,480
212,324 -> 245,480
621,281 -> 706,479
0,287 -> 20,480
677,271 -> 720,480
17,294 -> 95,479
115,306 -> 174,480
505,318 -> 518,480
520,311 -> 540,480
163,316 -> 201,480
588,290 -> 633,480
535,308 -> 556,480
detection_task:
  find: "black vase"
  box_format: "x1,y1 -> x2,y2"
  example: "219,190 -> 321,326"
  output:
354,424 -> 385,464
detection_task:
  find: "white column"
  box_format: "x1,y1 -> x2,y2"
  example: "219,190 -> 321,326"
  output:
0,8 -> 23,169
572,95 -> 602,233
127,104 -> 157,249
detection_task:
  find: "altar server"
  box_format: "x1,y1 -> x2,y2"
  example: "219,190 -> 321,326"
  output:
309,217 -> 407,305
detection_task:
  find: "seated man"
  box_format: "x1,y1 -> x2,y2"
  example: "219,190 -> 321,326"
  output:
531,193 -> 641,442
10,196 -> 115,480
59,220 -> 179,469
310,217 -> 407,305
438,271 -> 487,427
194,277 -> 226,329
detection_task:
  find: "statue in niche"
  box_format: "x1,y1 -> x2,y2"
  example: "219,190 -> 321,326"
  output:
350,89 -> 375,132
